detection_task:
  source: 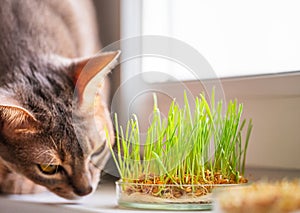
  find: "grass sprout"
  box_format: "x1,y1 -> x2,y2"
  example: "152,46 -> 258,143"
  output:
107,90 -> 252,186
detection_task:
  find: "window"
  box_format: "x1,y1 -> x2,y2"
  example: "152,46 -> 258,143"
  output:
117,0 -> 300,170
140,0 -> 300,80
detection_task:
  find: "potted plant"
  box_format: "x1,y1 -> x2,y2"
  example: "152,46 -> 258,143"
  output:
106,91 -> 253,210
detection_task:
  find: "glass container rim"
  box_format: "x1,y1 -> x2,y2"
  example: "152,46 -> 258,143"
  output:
115,179 -> 247,187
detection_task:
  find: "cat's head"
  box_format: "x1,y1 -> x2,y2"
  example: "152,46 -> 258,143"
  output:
0,51 -> 120,199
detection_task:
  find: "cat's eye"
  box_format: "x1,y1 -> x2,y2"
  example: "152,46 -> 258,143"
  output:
38,164 -> 60,175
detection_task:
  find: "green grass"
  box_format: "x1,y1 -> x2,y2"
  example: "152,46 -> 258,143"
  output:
107,90 -> 253,185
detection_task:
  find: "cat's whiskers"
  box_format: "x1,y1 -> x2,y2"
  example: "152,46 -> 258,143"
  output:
46,156 -> 57,167
49,136 -> 58,150
35,149 -> 59,165
36,149 -> 54,159
59,138 -> 63,151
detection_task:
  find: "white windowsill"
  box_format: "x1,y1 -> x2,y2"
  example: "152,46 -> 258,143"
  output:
1,167 -> 299,213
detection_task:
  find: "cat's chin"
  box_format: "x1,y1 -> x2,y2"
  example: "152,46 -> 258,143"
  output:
49,184 -> 97,200
52,190 -> 90,200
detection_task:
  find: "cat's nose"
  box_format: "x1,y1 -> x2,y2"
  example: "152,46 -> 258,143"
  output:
74,185 -> 93,196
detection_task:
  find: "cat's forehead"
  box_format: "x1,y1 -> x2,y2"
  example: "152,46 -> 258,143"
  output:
36,132 -> 89,161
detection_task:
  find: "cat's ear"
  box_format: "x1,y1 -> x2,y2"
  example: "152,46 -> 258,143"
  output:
0,96 -> 39,134
70,51 -> 121,107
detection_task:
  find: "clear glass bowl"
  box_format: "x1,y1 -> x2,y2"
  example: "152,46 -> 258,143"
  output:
116,180 -> 241,210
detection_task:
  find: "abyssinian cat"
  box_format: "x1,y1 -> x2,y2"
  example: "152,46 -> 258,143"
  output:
0,0 -> 119,199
